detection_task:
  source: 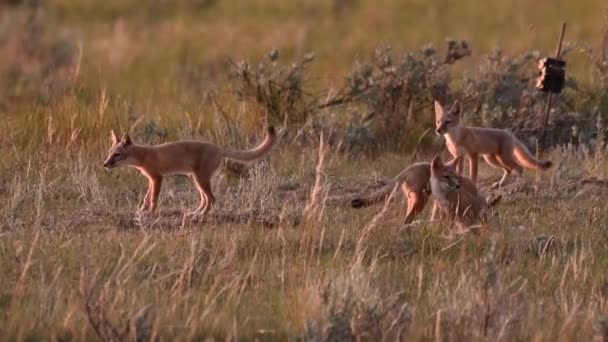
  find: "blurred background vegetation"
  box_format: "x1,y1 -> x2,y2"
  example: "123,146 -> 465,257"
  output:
0,0 -> 606,159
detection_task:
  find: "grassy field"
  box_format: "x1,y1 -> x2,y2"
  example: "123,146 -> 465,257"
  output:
2,0 -> 608,340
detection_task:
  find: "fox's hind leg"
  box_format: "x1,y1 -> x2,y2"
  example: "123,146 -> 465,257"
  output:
191,174 -> 215,219
456,156 -> 465,176
482,154 -> 503,168
492,169 -> 511,189
188,156 -> 221,218
468,153 -> 479,184
492,152 -> 523,189
188,179 -> 206,217
403,188 -> 428,225
483,154 -> 506,189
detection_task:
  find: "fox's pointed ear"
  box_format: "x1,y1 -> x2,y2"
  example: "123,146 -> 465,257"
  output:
431,155 -> 443,169
121,133 -> 132,146
434,100 -> 444,118
449,100 -> 461,116
444,157 -> 459,172
110,130 -> 119,145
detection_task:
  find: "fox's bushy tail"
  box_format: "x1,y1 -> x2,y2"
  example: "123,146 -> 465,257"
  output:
351,181 -> 398,208
512,140 -> 552,171
221,127 -> 276,162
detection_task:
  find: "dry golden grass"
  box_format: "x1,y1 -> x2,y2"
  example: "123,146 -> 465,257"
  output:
2,0 -> 608,340
3,140 -> 608,340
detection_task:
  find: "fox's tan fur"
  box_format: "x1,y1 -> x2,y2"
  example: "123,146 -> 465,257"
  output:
434,100 -> 552,188
103,126 -> 276,216
429,155 -> 499,226
351,158 -> 479,224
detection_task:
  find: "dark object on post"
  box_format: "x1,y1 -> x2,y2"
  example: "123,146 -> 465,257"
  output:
538,21 -> 567,152
536,57 -> 566,94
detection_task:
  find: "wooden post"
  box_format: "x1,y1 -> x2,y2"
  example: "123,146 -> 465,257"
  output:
539,22 -> 567,150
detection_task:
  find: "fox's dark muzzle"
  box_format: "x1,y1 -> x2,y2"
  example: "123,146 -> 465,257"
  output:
435,127 -> 445,135
103,160 -> 115,169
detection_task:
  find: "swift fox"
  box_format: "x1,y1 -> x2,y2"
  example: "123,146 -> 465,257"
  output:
434,100 -> 552,188
103,126 -> 276,216
351,158 -> 479,224
429,155 -> 500,226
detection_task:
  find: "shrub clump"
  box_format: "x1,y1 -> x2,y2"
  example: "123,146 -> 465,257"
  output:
229,49 -> 317,128
335,40 -> 470,149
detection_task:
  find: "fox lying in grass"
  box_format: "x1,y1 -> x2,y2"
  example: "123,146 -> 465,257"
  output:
103,126 -> 276,216
434,100 -> 552,188
351,157 -> 481,224
429,155 -> 500,227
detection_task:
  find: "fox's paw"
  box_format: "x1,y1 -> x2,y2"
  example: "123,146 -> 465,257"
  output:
137,207 -> 149,214
185,210 -> 200,217
403,219 -> 426,229
186,209 -> 208,219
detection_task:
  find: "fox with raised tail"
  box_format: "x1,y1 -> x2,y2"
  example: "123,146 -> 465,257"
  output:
434,100 -> 552,188
351,158 -> 481,224
103,126 -> 276,216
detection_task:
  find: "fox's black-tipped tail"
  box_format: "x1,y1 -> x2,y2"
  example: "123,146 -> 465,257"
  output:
350,181 -> 398,209
351,198 -> 367,208
513,141 -> 552,171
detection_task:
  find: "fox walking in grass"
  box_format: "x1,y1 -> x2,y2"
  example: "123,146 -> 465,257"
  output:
103,126 -> 276,216
351,157 -> 481,224
434,100 -> 552,188
429,155 -> 499,227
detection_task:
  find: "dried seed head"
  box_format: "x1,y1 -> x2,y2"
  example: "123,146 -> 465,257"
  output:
303,52 -> 316,63
267,48 -> 280,62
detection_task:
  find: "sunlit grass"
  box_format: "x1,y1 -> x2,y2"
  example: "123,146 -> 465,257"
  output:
1,0 -> 608,340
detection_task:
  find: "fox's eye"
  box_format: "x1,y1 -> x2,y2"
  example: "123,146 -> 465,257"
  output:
113,153 -> 121,158
445,120 -> 451,124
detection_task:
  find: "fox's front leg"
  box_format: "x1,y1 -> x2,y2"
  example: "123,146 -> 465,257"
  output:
139,181 -> 152,212
468,153 -> 479,183
430,202 -> 443,221
456,156 -> 465,176
139,184 -> 152,212
147,175 -> 163,213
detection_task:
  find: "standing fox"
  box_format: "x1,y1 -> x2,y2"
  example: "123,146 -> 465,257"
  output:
434,100 -> 552,188
103,126 -> 276,216
351,158 -> 481,224
429,155 -> 499,226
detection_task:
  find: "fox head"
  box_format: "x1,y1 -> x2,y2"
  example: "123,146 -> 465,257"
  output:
103,131 -> 138,169
430,155 -> 461,193
434,100 -> 461,135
